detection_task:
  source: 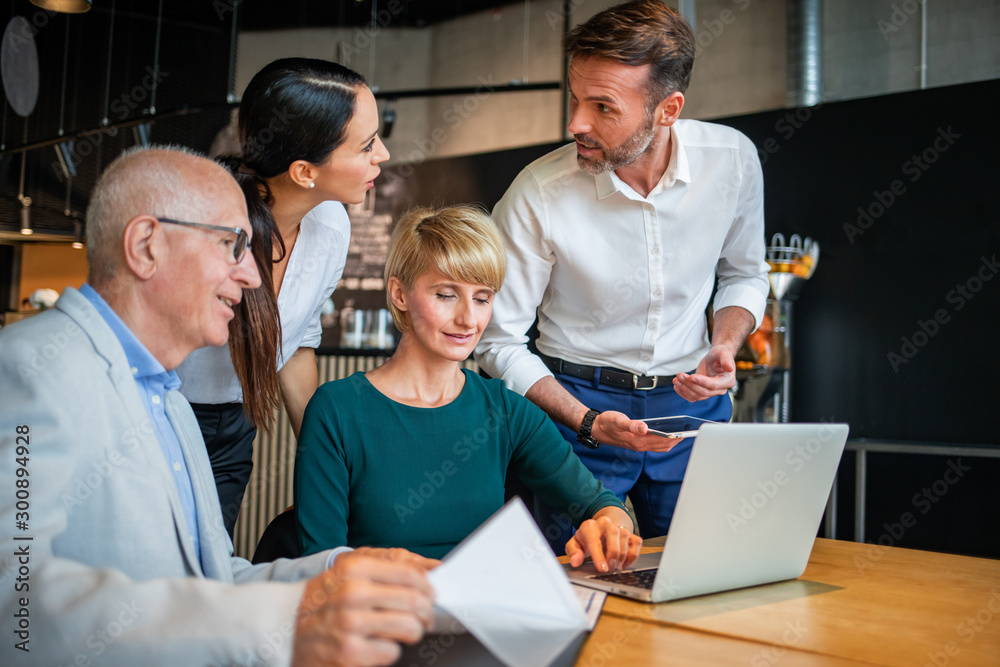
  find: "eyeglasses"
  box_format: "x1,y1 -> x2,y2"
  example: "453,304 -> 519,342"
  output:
157,218 -> 249,263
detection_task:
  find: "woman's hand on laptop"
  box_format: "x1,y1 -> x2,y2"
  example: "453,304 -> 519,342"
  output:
565,509 -> 642,572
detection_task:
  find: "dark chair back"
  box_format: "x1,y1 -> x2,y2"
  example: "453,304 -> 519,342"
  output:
251,507 -> 301,564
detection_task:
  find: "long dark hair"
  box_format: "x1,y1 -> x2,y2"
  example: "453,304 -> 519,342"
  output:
227,58 -> 367,430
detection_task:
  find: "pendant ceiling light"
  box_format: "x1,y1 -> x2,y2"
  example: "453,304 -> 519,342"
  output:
29,0 -> 92,13
19,203 -> 32,235
72,221 -> 84,249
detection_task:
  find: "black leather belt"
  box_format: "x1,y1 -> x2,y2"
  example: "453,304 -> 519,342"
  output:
539,353 -> 677,391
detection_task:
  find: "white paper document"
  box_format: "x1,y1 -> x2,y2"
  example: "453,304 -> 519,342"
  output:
427,498 -> 589,667
571,585 -> 607,631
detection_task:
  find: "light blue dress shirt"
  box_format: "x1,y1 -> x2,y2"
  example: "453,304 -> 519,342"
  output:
80,284 -> 203,568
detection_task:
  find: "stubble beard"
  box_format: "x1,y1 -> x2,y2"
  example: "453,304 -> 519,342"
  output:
575,115 -> 658,175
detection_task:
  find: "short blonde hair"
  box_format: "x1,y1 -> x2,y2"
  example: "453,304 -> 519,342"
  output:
385,206 -> 506,333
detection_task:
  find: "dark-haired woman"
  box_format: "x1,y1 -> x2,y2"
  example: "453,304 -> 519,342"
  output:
176,58 -> 389,538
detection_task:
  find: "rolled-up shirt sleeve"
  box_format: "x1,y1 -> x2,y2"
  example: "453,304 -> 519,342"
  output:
713,132 -> 770,331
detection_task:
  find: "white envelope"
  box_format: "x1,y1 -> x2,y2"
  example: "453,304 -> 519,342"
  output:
427,498 -> 589,667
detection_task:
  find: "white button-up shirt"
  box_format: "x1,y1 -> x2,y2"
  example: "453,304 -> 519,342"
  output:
476,119 -> 770,396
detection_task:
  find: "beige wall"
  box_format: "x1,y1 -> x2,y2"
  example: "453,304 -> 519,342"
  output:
824,0 -> 1000,101
236,0 -> 1000,165
236,26 -> 432,164
423,0 -> 565,159
683,0 -> 787,120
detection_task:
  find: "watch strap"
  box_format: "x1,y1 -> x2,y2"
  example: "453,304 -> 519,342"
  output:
576,409 -> 601,449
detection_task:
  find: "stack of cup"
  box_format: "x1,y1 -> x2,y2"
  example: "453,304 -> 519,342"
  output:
340,308 -> 395,349
366,309 -> 395,349
340,307 -> 365,348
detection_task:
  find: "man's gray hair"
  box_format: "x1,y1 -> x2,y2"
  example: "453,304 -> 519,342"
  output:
85,144 -> 226,286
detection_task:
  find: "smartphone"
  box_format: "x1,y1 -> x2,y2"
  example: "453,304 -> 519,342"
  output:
639,415 -> 721,439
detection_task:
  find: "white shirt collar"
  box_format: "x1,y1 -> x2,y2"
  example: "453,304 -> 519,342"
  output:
595,124 -> 691,201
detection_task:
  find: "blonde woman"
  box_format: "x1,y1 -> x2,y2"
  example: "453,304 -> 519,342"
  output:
294,206 -> 642,571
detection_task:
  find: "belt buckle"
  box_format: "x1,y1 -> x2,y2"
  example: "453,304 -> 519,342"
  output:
632,374 -> 657,391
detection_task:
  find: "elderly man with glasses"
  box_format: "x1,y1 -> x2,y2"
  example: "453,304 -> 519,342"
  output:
0,145 -> 434,667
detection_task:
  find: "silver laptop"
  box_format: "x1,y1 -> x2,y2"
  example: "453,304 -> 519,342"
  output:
566,423 -> 849,602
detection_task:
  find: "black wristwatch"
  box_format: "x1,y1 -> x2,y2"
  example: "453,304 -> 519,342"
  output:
576,409 -> 602,449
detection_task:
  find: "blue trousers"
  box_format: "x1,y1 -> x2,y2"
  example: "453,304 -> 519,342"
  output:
520,371 -> 732,554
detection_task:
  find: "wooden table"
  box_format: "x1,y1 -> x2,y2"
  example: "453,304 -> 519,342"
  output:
573,538 -> 1000,666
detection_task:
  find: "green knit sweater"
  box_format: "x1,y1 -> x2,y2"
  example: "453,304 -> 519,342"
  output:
294,369 -> 624,559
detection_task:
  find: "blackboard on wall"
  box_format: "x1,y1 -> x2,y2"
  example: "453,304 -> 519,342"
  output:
715,78 -> 999,445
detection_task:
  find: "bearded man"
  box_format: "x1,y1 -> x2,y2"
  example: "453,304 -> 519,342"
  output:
475,0 -> 769,551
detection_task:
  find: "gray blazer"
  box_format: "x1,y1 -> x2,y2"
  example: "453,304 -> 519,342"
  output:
0,288 -> 333,666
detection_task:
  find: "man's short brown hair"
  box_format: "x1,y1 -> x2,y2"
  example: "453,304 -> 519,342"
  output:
565,0 -> 695,110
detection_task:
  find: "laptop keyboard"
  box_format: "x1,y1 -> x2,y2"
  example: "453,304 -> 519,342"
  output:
590,568 -> 657,589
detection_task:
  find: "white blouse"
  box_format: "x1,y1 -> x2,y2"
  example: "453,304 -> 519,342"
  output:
177,201 -> 350,404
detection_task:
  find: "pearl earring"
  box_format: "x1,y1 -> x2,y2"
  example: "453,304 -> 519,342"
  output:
308,182 -> 315,189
